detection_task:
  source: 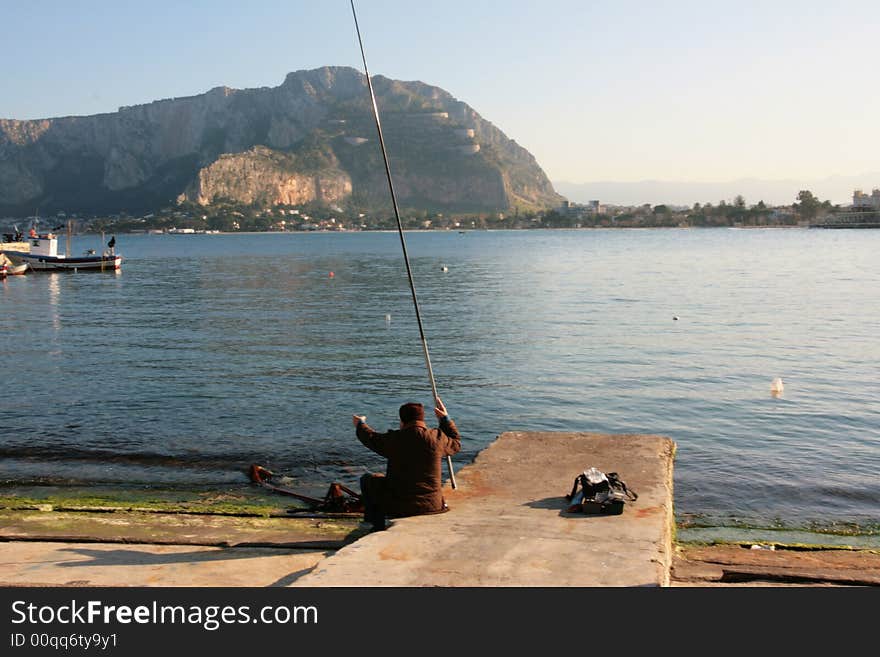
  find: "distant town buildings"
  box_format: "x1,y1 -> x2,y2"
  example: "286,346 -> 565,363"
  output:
852,189 -> 880,209
559,199 -> 606,217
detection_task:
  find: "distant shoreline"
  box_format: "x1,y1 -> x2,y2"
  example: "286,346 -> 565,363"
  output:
86,225 -> 816,236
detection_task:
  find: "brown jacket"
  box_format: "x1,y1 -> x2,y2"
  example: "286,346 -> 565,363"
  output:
356,417 -> 461,517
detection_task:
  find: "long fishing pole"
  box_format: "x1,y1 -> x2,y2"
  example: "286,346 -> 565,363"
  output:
350,0 -> 456,489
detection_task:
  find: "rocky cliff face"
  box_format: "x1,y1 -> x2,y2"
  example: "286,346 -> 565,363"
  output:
182,146 -> 352,206
0,67 -> 563,215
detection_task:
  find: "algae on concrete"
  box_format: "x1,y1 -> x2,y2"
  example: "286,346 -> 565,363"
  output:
0,509 -> 366,548
0,485 -> 312,517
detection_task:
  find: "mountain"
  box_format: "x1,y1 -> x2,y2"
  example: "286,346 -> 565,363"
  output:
554,175 -> 879,208
0,67 -> 563,216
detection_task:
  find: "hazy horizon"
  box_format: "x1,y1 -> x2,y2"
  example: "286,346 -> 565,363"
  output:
554,172 -> 880,208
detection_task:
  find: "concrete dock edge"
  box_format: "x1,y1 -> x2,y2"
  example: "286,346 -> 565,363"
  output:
297,431 -> 676,587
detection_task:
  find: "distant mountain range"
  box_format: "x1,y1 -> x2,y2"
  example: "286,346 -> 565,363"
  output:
553,174 -> 880,208
0,67 -> 563,216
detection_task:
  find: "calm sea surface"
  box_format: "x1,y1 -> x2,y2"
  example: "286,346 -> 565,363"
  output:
2,229 -> 878,544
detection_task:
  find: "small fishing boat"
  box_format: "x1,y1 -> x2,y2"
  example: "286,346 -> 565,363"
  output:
0,262 -> 28,276
3,228 -> 121,272
0,252 -> 27,277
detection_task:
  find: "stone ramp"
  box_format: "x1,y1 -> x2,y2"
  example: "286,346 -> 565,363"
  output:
296,432 -> 676,587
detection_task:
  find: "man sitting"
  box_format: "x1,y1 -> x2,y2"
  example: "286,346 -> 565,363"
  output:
352,398 -> 460,531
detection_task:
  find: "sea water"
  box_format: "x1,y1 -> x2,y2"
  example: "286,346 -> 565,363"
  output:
1,228 -> 878,545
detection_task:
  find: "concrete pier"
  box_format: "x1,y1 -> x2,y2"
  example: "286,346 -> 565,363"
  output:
297,431 -> 676,587
0,432 -> 676,587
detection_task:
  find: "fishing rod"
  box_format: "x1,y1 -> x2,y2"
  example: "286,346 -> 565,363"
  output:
350,0 -> 457,489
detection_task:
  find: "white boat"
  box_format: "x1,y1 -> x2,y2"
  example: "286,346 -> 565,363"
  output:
0,262 -> 28,276
3,232 -> 121,272
0,251 -> 28,276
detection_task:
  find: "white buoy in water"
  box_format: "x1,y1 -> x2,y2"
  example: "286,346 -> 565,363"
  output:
385,314 -> 391,323
440,265 -> 448,272
770,377 -> 784,395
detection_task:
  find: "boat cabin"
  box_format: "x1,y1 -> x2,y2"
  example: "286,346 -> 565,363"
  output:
29,233 -> 60,257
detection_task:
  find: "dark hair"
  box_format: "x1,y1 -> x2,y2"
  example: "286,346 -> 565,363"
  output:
399,402 -> 425,424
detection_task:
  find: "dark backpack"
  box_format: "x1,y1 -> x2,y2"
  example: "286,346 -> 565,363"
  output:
565,468 -> 638,515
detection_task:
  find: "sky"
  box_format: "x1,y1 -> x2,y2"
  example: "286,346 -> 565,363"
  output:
2,0 -> 879,199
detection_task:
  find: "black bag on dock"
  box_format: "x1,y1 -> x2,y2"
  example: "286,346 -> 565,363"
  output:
565,468 -> 637,515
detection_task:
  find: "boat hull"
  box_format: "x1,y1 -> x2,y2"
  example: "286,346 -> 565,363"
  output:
9,253 -> 122,271
3,263 -> 28,275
